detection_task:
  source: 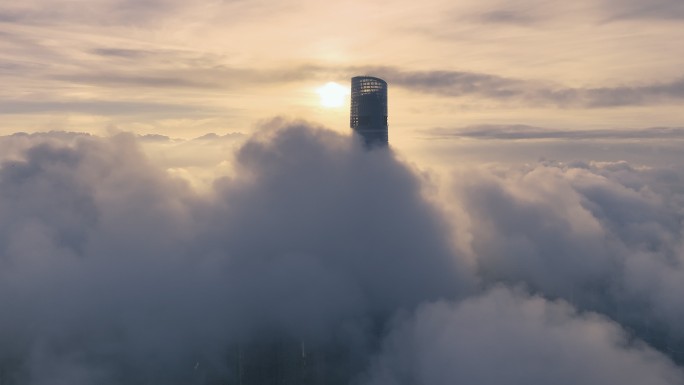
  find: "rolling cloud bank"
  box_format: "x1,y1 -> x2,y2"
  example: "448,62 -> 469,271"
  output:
0,123 -> 683,384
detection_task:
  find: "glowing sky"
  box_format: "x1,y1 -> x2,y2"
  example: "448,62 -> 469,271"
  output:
1,0 -> 683,158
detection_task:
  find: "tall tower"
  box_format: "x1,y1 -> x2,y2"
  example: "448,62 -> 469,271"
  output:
350,76 -> 388,148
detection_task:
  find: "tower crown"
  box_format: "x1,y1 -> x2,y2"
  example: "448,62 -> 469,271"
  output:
350,76 -> 388,148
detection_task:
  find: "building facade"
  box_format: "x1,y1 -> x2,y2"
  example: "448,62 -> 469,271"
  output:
350,76 -> 388,148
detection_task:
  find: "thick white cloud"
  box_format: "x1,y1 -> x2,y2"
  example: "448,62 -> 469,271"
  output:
452,160 -> 684,357
0,123 -> 682,383
0,123 -> 474,384
364,288 -> 684,385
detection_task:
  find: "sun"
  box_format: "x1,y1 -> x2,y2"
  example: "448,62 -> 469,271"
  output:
316,82 -> 348,108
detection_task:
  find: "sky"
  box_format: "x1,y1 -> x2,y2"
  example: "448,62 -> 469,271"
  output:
1,0 -> 683,148
1,1 -> 684,384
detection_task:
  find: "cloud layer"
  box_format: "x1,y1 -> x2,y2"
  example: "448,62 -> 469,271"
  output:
0,123 -> 475,384
365,67 -> 684,108
452,159 -> 684,362
0,123 -> 683,384
365,288 -> 683,385
424,125 -> 684,140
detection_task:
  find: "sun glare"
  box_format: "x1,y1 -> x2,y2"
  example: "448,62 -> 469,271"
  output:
316,82 -> 348,108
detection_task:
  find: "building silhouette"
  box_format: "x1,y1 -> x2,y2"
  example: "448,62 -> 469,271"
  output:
350,76 -> 388,147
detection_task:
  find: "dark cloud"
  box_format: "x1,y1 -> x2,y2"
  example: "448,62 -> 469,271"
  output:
192,132 -> 244,141
0,11 -> 23,23
545,78 -> 684,107
366,67 -> 524,99
477,10 -> 539,25
54,72 -> 224,89
424,125 -> 684,141
361,67 -> 684,108
137,133 -> 173,142
602,0 -> 684,20
106,0 -> 180,25
7,131 -> 93,140
90,48 -> 154,59
0,0 -> 184,26
468,0 -> 684,24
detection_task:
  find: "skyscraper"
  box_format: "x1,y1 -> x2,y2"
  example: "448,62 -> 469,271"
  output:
350,76 -> 388,147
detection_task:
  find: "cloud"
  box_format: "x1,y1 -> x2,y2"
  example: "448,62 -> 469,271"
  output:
364,288 -> 684,385
50,65 -> 318,90
0,0 -> 186,26
1,122 -> 684,383
602,0 -> 684,20
90,48 -> 157,59
365,67 -> 525,99
453,0 -> 684,25
451,160 -> 684,362
39,40 -> 672,127
477,10 -> 539,25
0,123 -> 474,384
0,100 -> 218,116
424,125 -> 684,141
5,35 -> 681,115
548,78 -> 684,107
362,67 -> 684,108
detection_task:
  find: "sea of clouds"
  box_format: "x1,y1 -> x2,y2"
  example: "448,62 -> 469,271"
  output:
0,121 -> 683,384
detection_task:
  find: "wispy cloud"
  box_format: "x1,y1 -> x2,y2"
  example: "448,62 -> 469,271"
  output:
361,67 -> 684,108
0,100 -> 220,117
601,0 -> 684,21
477,10 -> 540,25
423,125 -> 684,140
